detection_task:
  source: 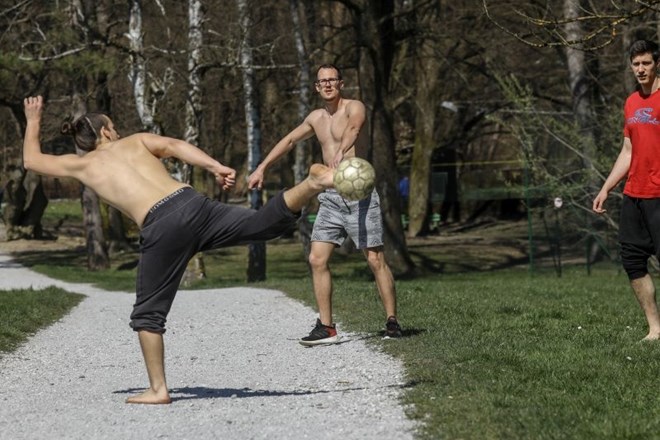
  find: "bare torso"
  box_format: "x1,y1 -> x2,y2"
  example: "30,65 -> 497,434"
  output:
307,98 -> 369,164
73,134 -> 188,228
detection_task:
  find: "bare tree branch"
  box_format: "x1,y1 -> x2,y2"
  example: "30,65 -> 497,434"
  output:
482,0 -> 660,50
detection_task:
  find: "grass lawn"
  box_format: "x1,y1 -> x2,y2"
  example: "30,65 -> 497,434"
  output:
0,287 -> 84,353
4,199 -> 660,439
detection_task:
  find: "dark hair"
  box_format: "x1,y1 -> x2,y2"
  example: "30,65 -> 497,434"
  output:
629,40 -> 660,63
316,64 -> 342,80
60,112 -> 109,152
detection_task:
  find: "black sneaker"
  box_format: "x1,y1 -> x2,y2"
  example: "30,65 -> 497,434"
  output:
299,318 -> 339,346
384,316 -> 402,339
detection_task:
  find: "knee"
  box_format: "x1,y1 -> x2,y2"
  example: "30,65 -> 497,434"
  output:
366,250 -> 387,272
621,243 -> 650,281
130,315 -> 167,334
309,252 -> 329,271
622,258 -> 649,281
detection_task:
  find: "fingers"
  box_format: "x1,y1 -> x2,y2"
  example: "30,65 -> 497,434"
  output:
592,198 -> 606,214
246,171 -> 264,190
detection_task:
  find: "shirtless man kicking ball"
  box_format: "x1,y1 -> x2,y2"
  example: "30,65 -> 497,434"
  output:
23,95 -> 333,404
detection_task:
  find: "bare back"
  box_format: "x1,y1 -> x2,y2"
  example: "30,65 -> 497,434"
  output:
73,134 -> 188,227
307,98 -> 369,164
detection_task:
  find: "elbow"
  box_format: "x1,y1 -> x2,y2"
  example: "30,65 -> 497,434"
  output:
22,155 -> 34,171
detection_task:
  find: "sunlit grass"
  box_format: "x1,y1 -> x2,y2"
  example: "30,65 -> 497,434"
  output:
7,199 -> 659,438
0,287 -> 84,353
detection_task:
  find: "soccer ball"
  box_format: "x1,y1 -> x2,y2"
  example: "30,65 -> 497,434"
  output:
333,157 -> 376,201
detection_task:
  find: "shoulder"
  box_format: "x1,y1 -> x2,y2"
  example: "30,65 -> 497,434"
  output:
344,99 -> 365,111
120,132 -> 170,150
304,109 -> 326,127
343,99 -> 366,117
342,99 -> 366,122
624,92 -> 640,109
307,108 -> 325,120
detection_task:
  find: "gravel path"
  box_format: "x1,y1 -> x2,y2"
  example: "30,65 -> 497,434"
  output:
0,253 -> 417,440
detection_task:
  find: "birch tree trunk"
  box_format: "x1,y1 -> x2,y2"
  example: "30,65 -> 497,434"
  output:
289,0 -> 314,259
238,0 -> 266,282
180,0 -> 207,286
127,0 -> 173,135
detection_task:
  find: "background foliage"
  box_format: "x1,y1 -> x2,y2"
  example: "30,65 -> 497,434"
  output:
1,0 -> 659,268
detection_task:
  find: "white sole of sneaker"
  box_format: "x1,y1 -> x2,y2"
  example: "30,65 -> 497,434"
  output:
298,335 -> 340,347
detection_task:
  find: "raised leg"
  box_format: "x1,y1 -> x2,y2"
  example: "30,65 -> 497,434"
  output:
282,164 -> 333,213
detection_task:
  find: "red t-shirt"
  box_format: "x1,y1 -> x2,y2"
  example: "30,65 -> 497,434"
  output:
623,90 -> 660,198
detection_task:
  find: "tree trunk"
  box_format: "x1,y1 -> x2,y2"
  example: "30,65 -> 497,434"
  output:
564,0 -> 601,263
408,33 -> 441,237
238,0 -> 266,282
2,164 -> 48,241
356,0 -> 415,276
290,0 -> 314,260
127,0 -> 172,136
94,6 -> 130,254
69,0 -> 110,270
181,0 -> 207,286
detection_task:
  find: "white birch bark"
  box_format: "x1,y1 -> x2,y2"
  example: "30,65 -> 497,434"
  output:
289,0 -> 311,185
183,0 -> 203,184
181,0 -> 207,284
126,0 -> 172,135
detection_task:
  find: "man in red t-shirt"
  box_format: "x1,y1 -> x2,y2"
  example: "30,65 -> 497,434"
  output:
593,39 -> 660,341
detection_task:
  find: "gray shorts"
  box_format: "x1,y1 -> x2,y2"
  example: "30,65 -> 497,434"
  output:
311,189 -> 384,249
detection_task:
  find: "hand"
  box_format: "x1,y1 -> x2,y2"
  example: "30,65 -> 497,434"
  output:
247,167 -> 265,190
24,96 -> 43,121
214,165 -> 236,191
592,190 -> 608,214
331,150 -> 344,168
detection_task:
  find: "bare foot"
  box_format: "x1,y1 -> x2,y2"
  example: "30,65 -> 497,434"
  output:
641,332 -> 660,342
308,163 -> 334,191
125,388 -> 172,404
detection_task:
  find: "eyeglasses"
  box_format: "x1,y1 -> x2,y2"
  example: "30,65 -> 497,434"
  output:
315,78 -> 340,86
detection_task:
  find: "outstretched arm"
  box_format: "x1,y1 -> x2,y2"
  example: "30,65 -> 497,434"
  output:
22,96 -> 84,178
247,119 -> 315,190
593,137 -> 632,214
141,134 -> 236,190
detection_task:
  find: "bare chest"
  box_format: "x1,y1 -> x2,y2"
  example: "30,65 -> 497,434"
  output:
313,111 -> 347,146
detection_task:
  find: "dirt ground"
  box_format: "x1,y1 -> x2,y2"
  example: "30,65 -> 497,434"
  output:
0,221 -> 85,255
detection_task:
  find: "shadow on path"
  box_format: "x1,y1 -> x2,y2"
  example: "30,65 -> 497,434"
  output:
113,385 -> 367,402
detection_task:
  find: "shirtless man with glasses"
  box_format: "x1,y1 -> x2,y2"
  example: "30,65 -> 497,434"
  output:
248,64 -> 402,346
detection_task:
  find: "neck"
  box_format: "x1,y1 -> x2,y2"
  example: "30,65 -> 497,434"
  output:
642,77 -> 660,95
324,97 -> 341,115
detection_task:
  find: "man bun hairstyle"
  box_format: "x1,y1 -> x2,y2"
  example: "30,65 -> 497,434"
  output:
60,112 -> 108,152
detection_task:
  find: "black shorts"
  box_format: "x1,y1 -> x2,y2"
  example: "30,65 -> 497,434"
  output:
618,195 -> 660,280
130,188 -> 297,333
